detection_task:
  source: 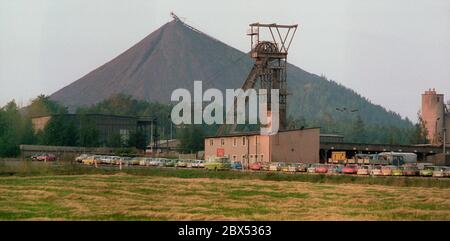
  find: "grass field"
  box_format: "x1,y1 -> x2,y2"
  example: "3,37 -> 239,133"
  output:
0,160 -> 449,220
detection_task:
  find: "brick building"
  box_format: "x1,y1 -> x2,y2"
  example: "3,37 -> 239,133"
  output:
204,128 -> 320,166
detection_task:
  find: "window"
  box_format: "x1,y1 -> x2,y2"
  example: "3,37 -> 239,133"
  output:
232,155 -> 237,161
260,154 -> 264,162
242,137 -> 246,146
209,139 -> 214,146
242,155 -> 246,162
233,138 -> 237,147
221,138 -> 225,146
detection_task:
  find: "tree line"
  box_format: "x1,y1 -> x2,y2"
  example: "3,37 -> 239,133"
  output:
0,93 -> 428,157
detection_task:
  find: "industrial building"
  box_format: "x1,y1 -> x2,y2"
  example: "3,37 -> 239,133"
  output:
203,20 -> 450,166
31,114 -> 155,146
421,89 -> 450,147
204,128 -> 320,166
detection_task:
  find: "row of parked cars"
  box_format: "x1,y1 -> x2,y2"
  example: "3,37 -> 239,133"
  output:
74,154 -> 450,178
75,154 -> 207,168
247,162 -> 450,178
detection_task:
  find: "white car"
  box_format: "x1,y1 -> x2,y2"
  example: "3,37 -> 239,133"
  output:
269,162 -> 283,171
370,165 -> 383,176
432,166 -> 448,178
307,164 -> 319,173
149,158 -> 161,166
191,160 -> 205,168
75,154 -> 90,162
139,158 -> 152,166
357,165 -> 371,175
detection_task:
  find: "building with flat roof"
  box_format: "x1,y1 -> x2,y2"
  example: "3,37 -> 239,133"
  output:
31,114 -> 155,147
204,128 -> 320,167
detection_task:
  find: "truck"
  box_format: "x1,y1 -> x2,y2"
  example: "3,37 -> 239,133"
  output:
369,152 -> 417,166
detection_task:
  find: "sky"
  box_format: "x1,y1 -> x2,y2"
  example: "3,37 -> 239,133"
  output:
0,0 -> 449,121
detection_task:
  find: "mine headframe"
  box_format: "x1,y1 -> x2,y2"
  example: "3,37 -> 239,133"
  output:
217,23 -> 298,136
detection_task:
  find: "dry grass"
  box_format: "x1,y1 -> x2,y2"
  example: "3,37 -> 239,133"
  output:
0,173 -> 449,220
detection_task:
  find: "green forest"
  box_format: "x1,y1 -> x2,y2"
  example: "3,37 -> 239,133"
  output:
0,93 -> 428,157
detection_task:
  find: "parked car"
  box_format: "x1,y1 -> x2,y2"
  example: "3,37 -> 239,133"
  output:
231,161 -> 243,170
191,160 -> 205,168
75,154 -> 89,163
357,165 -> 371,175
118,157 -> 131,166
100,156 -> 118,165
261,162 -> 271,171
96,156 -> 110,165
432,166 -> 447,178
204,157 -> 231,171
249,162 -> 263,171
30,154 -> 40,160
38,154 -> 57,162
287,163 -> 306,172
149,158 -> 161,166
444,167 -> 450,178
370,165 -> 383,176
185,160 -> 195,168
381,165 -> 395,176
417,163 -> 434,170
280,163 -> 290,172
342,164 -> 358,174
401,166 -> 419,176
329,164 -> 344,174
129,157 -> 142,165
160,159 -> 177,167
391,166 -> 403,176
296,163 -> 308,172
82,155 -> 99,165
35,154 -> 45,161
269,162 -> 283,171
420,166 -> 435,177
139,158 -> 152,166
97,156 -> 108,164
176,160 -> 189,168
314,164 -> 329,174
307,164 -> 319,173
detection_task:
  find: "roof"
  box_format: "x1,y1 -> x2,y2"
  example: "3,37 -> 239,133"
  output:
320,134 -> 344,138
205,127 -> 320,138
148,139 -> 180,147
31,113 -> 155,120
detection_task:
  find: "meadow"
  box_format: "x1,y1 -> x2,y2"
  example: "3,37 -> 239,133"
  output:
0,159 -> 449,220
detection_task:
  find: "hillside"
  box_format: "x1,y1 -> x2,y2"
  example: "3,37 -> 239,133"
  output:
50,18 -> 412,130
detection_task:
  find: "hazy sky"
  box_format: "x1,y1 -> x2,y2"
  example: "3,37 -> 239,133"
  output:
1,0 -> 449,121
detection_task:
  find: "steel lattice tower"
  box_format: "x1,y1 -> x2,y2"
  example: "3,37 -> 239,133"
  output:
217,22 -> 298,135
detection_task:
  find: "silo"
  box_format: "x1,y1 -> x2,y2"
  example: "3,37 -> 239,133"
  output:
421,89 -> 445,145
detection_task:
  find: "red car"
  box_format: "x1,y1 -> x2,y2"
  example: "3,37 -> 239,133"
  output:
401,166 -> 419,176
314,164 -> 329,173
249,162 -> 262,171
37,154 -> 56,162
342,164 -> 358,174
